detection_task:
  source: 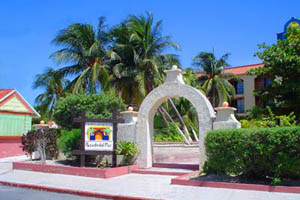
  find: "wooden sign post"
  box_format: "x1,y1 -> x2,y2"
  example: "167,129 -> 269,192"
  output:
72,110 -> 124,167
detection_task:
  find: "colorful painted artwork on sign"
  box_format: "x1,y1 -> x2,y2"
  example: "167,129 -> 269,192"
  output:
84,122 -> 113,151
87,126 -> 112,141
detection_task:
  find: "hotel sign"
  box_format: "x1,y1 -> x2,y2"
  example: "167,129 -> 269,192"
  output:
72,110 -> 124,167
84,122 -> 113,151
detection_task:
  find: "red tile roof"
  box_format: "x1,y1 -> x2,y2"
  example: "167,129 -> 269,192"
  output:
224,63 -> 263,75
0,89 -> 14,100
197,63 -> 264,77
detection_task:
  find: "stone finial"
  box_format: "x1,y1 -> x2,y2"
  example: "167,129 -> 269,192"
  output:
120,109 -> 138,124
164,65 -> 184,84
222,102 -> 229,107
213,106 -> 241,130
172,65 -> 178,70
128,106 -> 134,111
40,120 -> 45,125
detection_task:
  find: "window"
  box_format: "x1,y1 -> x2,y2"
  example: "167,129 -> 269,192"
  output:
236,81 -> 244,94
256,77 -> 271,89
263,78 -> 272,88
237,98 -> 244,113
230,98 -> 245,113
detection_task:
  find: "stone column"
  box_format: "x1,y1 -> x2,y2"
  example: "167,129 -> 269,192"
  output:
213,102 -> 241,130
242,75 -> 256,111
33,120 -> 49,130
117,107 -> 138,143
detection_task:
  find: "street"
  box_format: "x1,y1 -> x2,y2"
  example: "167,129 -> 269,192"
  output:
0,185 -> 108,200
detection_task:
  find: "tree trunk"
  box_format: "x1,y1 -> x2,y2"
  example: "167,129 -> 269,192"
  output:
190,125 -> 199,142
212,84 -> 216,108
175,124 -> 191,145
160,107 -> 190,144
36,139 -> 46,164
168,99 -> 193,142
158,107 -> 170,131
160,107 -> 175,123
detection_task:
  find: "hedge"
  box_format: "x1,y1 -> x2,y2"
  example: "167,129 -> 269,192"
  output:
204,127 -> 300,180
57,129 -> 81,158
54,92 -> 126,129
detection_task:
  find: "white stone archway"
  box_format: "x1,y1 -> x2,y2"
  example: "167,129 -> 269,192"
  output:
136,66 -> 215,169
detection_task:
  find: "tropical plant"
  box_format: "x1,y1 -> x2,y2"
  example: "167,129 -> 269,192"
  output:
109,12 -> 179,100
116,141 -> 140,165
241,106 -> 297,128
154,121 -> 185,142
108,23 -> 146,106
172,97 -> 199,140
51,17 -> 114,94
124,12 -> 180,93
110,13 -> 194,142
33,67 -> 69,119
193,51 -> 238,107
183,69 -> 203,90
57,129 -> 81,158
248,26 -> 300,118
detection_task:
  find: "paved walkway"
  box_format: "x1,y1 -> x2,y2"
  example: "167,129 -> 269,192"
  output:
0,156 -> 299,200
0,141 -> 24,158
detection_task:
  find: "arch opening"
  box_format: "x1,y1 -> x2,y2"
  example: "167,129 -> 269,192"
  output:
152,97 -> 200,165
136,80 -> 215,169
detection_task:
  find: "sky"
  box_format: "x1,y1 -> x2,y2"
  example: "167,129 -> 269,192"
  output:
0,0 -> 299,105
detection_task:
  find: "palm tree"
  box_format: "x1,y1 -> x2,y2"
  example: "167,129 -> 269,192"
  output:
183,68 -> 205,91
193,51 -> 238,107
108,23 -> 146,106
110,13 -> 196,142
122,12 -> 180,93
33,68 -> 69,119
51,17 -> 113,94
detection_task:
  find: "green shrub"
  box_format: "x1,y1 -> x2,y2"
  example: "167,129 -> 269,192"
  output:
241,115 -> 297,128
54,91 -> 126,129
204,127 -> 300,180
241,107 -> 297,128
116,141 -> 140,166
57,129 -> 81,158
154,122 -> 184,142
240,119 -> 275,128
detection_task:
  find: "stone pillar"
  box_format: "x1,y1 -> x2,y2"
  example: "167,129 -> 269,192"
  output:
242,75 -> 256,111
117,107 -> 138,143
213,103 -> 241,130
33,120 -> 49,130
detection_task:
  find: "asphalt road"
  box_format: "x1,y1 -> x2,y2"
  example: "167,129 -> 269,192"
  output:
0,185 -> 109,200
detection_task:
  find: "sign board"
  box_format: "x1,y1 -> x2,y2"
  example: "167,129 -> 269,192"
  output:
72,110 -> 124,167
85,122 -> 113,151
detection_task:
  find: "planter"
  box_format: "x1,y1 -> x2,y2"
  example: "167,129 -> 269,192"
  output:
13,161 -> 139,179
171,171 -> 300,194
32,151 -> 40,160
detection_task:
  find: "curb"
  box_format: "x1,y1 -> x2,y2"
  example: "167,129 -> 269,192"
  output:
171,171 -> 300,194
132,169 -> 189,176
153,163 -> 198,170
0,181 -> 160,200
13,161 -> 139,179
